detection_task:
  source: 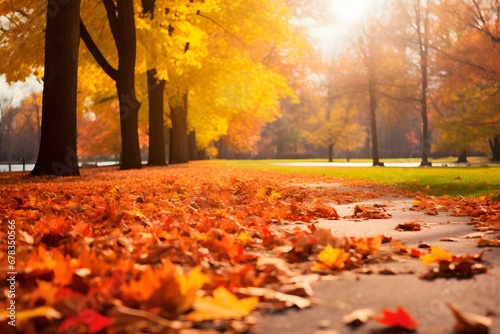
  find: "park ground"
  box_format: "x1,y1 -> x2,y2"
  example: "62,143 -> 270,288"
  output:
0,160 -> 499,333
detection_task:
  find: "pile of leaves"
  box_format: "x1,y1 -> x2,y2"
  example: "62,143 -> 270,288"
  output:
0,165 -> 497,333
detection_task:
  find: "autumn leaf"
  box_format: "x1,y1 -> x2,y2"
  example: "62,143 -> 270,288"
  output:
186,286 -> 259,321
59,308 -> 112,333
446,303 -> 493,334
419,246 -> 453,265
477,238 -> 500,247
176,266 -> 210,314
312,244 -> 350,271
372,306 -> 419,330
395,222 -> 421,231
342,308 -> 375,327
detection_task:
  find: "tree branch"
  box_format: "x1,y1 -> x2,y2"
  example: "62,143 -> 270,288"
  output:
80,18 -> 118,80
102,0 -> 122,53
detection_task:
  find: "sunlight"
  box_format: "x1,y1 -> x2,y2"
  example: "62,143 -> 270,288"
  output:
329,0 -> 372,24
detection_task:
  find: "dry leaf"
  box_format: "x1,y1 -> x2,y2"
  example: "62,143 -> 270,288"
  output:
395,222 -> 421,231
446,303 -> 493,334
342,308 -> 375,327
186,287 -> 258,321
440,237 -> 459,242
477,238 -> 500,247
235,286 -> 311,309
462,232 -> 484,239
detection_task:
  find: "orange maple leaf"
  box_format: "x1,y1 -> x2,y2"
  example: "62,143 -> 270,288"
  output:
372,306 -> 419,330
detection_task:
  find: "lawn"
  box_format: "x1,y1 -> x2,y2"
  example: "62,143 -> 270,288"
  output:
202,159 -> 500,198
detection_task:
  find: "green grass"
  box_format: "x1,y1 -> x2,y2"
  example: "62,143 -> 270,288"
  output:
196,159 -> 500,198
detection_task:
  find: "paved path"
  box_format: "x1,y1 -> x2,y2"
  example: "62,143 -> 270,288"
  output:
259,184 -> 500,334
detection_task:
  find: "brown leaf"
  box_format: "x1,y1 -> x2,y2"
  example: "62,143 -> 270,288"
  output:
440,237 -> 458,242
446,303 -> 492,334
477,238 -> 500,247
342,308 -> 375,327
395,222 -> 421,231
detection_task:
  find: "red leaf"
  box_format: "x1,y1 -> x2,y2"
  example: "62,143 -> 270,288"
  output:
59,308 -> 112,333
372,306 -> 419,330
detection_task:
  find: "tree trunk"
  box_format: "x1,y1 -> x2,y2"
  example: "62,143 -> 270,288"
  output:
80,0 -> 141,170
169,93 -> 189,164
31,0 -> 81,176
457,150 -> 468,163
417,2 -> 432,167
188,130 -> 199,161
489,136 -> 500,162
147,69 -> 167,166
368,82 -> 383,166
116,1 -> 142,170
328,144 -> 334,162
367,29 -> 383,167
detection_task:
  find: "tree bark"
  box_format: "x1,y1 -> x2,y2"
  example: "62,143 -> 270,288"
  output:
169,93 -> 189,164
147,69 -> 167,166
367,25 -> 383,167
81,0 -> 142,170
416,1 -> 432,167
31,0 -> 81,176
489,136 -> 500,161
115,1 -> 142,169
457,150 -> 468,163
328,144 -> 334,162
188,130 -> 199,161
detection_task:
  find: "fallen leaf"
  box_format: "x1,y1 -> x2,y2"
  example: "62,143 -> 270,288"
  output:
420,246 -> 453,265
440,237 -> 459,242
59,308 -> 112,333
462,232 -> 484,239
186,287 -> 258,321
234,286 -> 311,309
342,308 -> 375,327
477,238 -> 500,247
395,222 -> 421,231
351,204 -> 392,219
312,244 -> 350,271
372,306 -> 419,330
446,303 -> 492,334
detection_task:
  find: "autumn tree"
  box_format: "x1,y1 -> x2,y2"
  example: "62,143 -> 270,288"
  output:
432,0 -> 500,161
80,0 -> 142,170
31,0 -> 81,176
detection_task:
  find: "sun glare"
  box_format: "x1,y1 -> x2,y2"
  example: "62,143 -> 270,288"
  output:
329,0 -> 372,24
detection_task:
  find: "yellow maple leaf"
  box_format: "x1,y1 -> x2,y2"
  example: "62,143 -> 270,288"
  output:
420,246 -> 453,265
313,244 -> 350,270
186,286 -> 258,321
176,266 -> 210,314
268,190 -> 282,201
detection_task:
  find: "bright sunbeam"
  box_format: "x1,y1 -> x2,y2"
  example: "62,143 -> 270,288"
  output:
329,0 -> 372,24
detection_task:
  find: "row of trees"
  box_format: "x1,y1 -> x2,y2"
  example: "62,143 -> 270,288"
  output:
0,0 -> 313,175
0,0 -> 498,173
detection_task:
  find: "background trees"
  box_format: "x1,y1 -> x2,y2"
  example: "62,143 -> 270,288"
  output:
1,0 -> 499,169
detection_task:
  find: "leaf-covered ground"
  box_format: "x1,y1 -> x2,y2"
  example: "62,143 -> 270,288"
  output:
1,164 -> 499,333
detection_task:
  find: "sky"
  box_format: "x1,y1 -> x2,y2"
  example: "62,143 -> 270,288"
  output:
0,74 -> 43,108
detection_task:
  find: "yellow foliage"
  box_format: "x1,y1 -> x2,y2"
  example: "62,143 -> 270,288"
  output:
186,286 -> 258,321
420,246 -> 453,265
